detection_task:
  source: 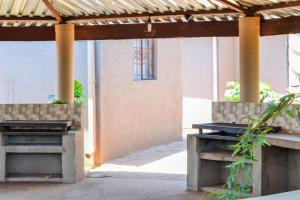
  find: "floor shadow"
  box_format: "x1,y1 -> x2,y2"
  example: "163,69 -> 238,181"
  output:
87,171 -> 186,181
106,140 -> 187,167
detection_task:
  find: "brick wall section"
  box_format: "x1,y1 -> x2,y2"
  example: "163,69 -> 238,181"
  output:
212,102 -> 300,133
0,104 -> 82,130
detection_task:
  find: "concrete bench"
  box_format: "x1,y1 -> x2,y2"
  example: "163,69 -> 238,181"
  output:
245,190 -> 300,200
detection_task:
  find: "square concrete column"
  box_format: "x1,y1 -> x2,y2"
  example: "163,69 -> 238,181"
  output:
0,147 -> 5,182
239,17 -> 260,103
55,24 -> 75,103
187,134 -> 201,191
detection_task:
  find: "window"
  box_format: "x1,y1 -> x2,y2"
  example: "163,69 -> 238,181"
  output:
133,39 -> 155,80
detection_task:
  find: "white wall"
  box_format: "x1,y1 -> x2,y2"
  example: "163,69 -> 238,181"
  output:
231,35 -> 288,94
0,41 -> 88,104
260,35 -> 288,94
217,35 -> 288,95
181,38 -> 213,128
217,37 -> 238,100
289,34 -> 300,93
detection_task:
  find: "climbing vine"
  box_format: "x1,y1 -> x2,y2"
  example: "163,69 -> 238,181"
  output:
215,93 -> 300,200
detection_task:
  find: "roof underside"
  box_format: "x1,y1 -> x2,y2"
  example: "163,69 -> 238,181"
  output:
1,0 -> 300,40
0,0 -> 300,27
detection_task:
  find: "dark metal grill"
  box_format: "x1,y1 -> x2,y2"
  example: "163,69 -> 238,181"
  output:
0,120 -> 72,133
192,122 -> 282,141
0,120 -> 76,182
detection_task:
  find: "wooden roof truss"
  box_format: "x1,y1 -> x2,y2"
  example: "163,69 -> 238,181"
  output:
0,0 -> 300,40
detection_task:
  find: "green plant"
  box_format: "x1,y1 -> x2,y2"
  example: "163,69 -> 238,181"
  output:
74,80 -> 86,104
215,93 -> 300,200
50,100 -> 68,104
224,81 -> 279,103
224,81 -> 240,102
48,80 -> 86,104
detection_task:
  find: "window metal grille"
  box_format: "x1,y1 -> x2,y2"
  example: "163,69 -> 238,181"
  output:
133,39 -> 155,80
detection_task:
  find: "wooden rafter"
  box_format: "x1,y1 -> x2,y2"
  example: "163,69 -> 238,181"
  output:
0,16 -> 56,22
42,0 -> 63,23
0,0 -> 300,25
1,15 -> 300,41
214,0 -> 247,14
251,0 -> 300,13
1,1 -> 300,24
63,8 -> 238,22
0,0 -> 300,40
0,8 -> 238,23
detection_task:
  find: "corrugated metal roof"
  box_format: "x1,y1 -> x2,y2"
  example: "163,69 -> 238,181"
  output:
0,0 -> 50,17
0,0 -> 299,26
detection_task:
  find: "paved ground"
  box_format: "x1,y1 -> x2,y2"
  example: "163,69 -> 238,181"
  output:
88,140 -> 187,180
0,139 -> 213,200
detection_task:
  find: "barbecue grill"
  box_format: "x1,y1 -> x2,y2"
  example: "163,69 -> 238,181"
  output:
187,122 -> 282,194
192,122 -> 282,141
0,120 -> 83,183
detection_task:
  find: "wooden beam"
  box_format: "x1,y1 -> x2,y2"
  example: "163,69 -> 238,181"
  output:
64,8 -> 238,22
75,21 -> 238,40
261,15 -> 300,36
0,26 -> 54,41
215,0 -> 247,14
42,0 -> 63,23
252,1 -> 300,13
0,21 -> 238,41
0,16 -> 56,22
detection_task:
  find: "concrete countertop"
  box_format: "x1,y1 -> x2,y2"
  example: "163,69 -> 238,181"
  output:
266,133 -> 300,150
245,190 -> 300,200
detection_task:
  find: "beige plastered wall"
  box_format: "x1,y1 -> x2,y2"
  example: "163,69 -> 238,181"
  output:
181,38 -> 214,127
97,39 -> 182,162
182,35 -> 288,128
218,35 -> 288,99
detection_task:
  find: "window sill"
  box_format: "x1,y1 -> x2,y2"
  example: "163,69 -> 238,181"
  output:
133,79 -> 156,81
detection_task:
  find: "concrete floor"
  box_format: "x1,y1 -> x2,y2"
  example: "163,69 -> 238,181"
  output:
0,140 -> 212,200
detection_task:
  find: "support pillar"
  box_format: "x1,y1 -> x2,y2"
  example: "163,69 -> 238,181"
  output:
55,24 -> 75,103
86,41 -> 97,167
239,17 -> 260,103
187,134 -> 201,191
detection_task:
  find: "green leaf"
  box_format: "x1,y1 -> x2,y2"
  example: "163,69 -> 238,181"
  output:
48,80 -> 86,104
224,81 -> 279,103
74,80 -> 83,98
